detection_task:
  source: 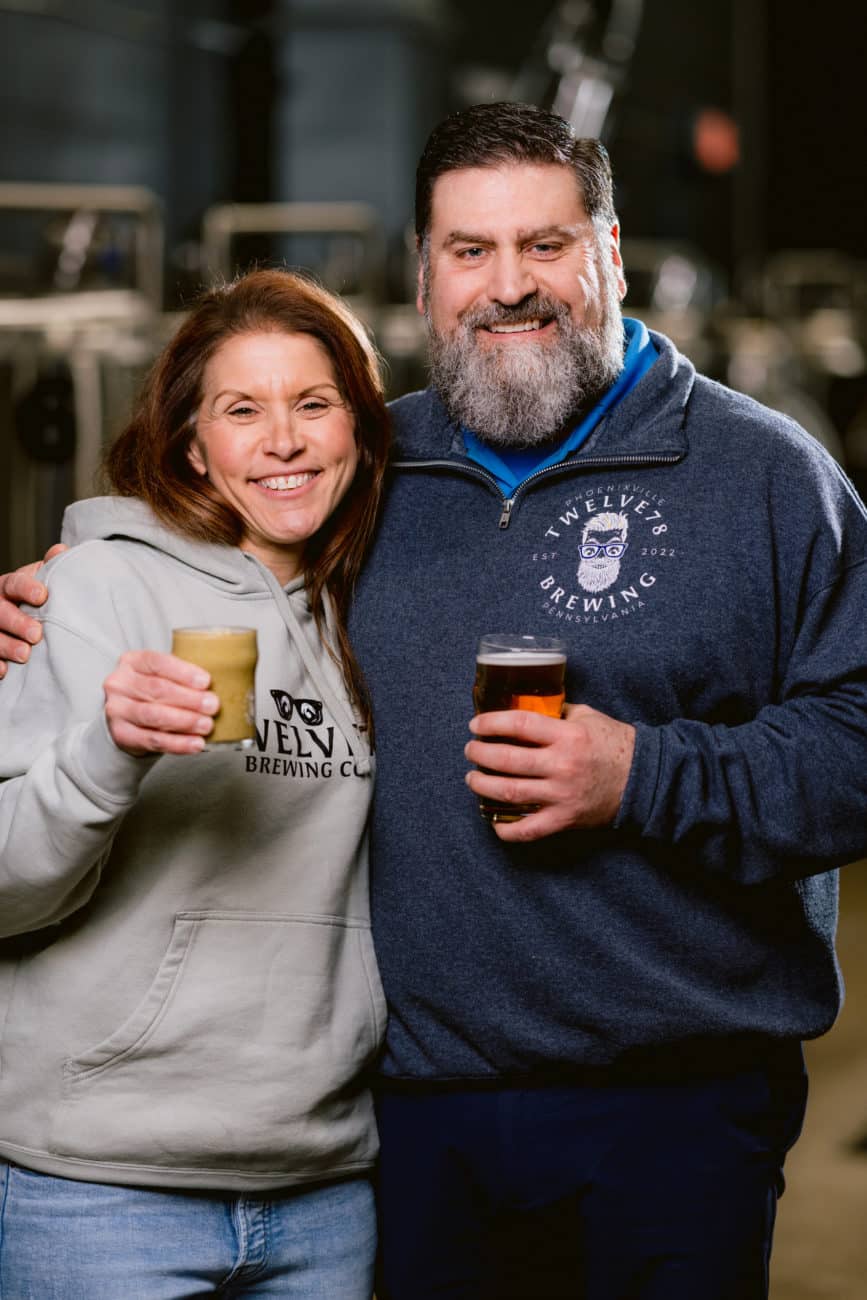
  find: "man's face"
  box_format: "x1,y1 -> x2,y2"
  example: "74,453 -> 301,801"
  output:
420,163 -> 624,338
418,163 -> 627,446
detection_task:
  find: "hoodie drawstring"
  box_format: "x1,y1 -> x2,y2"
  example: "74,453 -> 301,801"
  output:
253,561 -> 372,776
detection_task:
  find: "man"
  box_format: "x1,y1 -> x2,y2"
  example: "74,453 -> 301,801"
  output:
3,102 -> 867,1299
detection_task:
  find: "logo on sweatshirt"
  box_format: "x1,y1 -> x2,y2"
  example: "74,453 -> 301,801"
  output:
531,481 -> 675,623
239,689 -> 367,781
270,689 -> 324,727
575,511 -> 629,593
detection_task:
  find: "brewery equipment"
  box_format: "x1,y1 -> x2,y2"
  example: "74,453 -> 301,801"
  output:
759,250 -> 867,383
620,238 -> 721,373
200,198 -> 428,398
0,184 -> 165,571
512,0 -> 645,139
201,200 -> 387,307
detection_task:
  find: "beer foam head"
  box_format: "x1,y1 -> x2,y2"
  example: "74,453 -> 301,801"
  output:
173,626 -> 254,637
476,651 -> 566,665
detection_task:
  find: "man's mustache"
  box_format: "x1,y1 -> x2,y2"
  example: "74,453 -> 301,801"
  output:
457,296 -> 569,332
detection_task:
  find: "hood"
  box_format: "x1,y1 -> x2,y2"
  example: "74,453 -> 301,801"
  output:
61,497 -> 280,597
387,326 -> 694,465
61,495 -> 369,767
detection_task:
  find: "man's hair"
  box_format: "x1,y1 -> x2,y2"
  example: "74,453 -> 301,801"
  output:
104,268 -> 390,735
415,101 -> 616,245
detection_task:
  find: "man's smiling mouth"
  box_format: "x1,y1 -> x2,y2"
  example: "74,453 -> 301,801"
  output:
487,319 -> 543,334
479,313 -> 561,339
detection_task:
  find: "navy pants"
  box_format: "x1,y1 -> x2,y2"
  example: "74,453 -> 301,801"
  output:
374,1062 -> 807,1300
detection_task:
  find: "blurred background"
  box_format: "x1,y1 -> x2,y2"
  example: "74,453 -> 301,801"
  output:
0,2 -> 865,1290
2,0 -> 867,569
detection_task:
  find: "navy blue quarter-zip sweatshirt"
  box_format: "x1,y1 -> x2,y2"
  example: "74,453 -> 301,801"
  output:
350,328 -> 867,1082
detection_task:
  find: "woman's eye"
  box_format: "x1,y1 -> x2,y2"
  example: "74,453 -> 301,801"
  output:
228,404 -> 257,417
299,400 -> 329,414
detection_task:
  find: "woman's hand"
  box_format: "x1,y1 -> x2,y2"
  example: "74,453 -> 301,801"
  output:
104,651 -> 220,756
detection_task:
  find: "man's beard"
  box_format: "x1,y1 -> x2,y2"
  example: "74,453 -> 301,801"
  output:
424,265 -> 625,448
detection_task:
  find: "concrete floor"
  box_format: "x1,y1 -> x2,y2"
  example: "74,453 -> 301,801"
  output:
771,865 -> 867,1300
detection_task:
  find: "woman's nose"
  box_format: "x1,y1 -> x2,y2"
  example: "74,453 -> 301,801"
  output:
263,410 -> 303,458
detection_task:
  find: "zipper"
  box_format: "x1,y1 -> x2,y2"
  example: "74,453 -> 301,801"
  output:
393,452 -> 684,529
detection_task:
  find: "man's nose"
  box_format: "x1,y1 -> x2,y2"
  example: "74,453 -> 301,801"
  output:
486,252 -> 538,306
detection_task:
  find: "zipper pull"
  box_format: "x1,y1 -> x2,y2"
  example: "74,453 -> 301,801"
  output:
498,498 -> 514,529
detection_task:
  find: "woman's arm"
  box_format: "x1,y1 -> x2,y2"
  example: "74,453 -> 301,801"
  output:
0,621 -> 151,935
0,618 -> 218,938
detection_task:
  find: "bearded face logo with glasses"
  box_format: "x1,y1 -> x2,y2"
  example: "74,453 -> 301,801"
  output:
577,512 -> 629,593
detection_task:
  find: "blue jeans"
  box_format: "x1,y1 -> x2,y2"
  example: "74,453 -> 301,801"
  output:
0,1163 -> 375,1299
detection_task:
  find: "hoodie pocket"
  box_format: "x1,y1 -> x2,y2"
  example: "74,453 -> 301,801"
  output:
53,911 -> 385,1178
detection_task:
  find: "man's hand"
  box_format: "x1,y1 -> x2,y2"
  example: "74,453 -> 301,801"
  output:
104,651 -> 220,757
465,703 -> 636,842
0,545 -> 67,678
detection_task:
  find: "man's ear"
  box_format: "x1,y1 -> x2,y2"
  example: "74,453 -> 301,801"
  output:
415,250 -> 425,316
610,222 -> 627,301
187,435 -> 207,477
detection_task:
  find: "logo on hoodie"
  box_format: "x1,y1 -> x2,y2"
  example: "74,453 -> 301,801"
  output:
532,481 -> 676,623
240,689 -> 367,781
270,689 -> 324,727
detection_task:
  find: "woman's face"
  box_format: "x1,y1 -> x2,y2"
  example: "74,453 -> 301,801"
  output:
188,330 -> 359,583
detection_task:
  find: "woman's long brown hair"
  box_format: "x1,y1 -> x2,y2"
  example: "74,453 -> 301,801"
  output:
104,269 -> 390,738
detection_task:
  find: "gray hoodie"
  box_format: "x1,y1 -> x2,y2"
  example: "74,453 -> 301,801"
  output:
0,497 -> 384,1192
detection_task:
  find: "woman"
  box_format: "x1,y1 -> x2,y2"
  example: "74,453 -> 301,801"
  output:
0,270 -> 390,1297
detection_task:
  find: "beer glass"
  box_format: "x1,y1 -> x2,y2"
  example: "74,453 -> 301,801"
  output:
171,626 -> 258,749
472,634 -> 566,822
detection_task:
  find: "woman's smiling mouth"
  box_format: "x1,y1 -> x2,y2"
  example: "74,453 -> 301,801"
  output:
255,472 -> 320,492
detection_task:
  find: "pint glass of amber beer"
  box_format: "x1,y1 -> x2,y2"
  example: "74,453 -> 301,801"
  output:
472,634 -> 566,822
172,626 -> 258,749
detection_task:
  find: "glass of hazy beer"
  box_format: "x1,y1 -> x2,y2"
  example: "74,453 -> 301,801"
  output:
171,626 -> 258,749
472,634 -> 567,822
